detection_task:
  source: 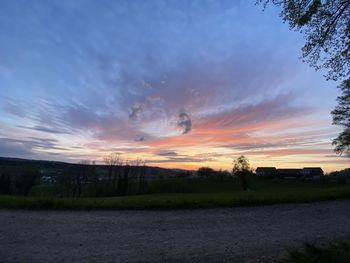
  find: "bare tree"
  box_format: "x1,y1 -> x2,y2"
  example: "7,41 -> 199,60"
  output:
136,159 -> 148,194
103,153 -> 122,194
102,154 -> 148,196
121,159 -> 130,195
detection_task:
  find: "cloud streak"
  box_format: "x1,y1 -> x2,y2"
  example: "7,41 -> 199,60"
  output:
177,112 -> 192,134
0,0 -> 347,171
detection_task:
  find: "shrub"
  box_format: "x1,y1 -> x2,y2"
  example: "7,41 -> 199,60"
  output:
0,171 -> 11,194
286,242 -> 350,263
337,176 -> 347,185
197,167 -> 215,179
13,167 -> 40,195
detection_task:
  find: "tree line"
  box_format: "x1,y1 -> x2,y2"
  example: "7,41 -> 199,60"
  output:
57,154 -> 149,197
0,166 -> 39,195
0,154 -> 149,197
0,155 -> 254,197
197,155 -> 253,191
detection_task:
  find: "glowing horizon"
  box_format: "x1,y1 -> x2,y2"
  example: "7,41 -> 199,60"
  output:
0,0 -> 348,173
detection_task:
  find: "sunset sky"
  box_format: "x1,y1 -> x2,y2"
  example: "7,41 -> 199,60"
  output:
0,0 -> 348,172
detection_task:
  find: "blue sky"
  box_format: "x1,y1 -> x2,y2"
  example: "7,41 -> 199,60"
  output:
0,0 -> 347,171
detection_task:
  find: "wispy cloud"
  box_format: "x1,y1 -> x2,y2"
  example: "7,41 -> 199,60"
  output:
18,125 -> 71,135
0,137 -> 68,158
177,112 -> 192,134
156,151 -> 178,156
0,0 -> 347,171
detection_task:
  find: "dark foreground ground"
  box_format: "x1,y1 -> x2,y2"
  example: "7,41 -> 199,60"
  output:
1,200 -> 350,263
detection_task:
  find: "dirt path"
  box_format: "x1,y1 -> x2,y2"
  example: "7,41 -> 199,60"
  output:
1,199 -> 350,263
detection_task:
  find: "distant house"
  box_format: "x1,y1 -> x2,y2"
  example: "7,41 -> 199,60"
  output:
255,166 -> 324,180
256,167 -> 277,178
277,168 -> 302,179
300,167 -> 323,179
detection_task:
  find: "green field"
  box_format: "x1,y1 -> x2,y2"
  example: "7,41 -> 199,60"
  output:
1,178 -> 350,210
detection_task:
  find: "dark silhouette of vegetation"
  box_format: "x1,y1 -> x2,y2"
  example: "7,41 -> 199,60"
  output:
285,242 -> 350,263
103,153 -> 121,195
121,163 -> 130,196
177,171 -> 192,178
57,167 -> 75,197
258,0 -> 350,81
320,175 -> 330,185
0,168 -> 11,195
0,156 -> 349,209
232,156 -> 253,191
55,154 -> 150,197
16,167 -> 40,195
136,159 -> 148,194
324,168 -> 350,184
259,0 -> 350,156
0,156 -> 347,202
87,161 -> 99,196
331,79 -> 350,155
197,167 -> 215,179
55,157 -> 146,198
2,180 -> 350,210
0,166 -> 39,195
197,167 -> 231,180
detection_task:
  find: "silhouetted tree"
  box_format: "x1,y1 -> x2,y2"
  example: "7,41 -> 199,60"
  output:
259,0 -> 350,156
197,167 -> 215,179
103,153 -> 121,194
259,0 -> 349,81
178,171 -> 192,178
0,168 -> 12,194
232,156 -> 252,191
89,160 -> 99,196
215,169 -> 231,181
137,159 -> 148,194
13,167 -> 40,195
121,161 -> 130,195
331,79 -> 350,155
57,167 -> 74,197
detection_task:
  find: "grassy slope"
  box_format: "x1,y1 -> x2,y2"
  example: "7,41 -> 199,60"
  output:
1,179 -> 350,210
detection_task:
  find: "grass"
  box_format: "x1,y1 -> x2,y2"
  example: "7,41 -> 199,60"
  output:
1,179 -> 350,210
30,177 -> 346,196
284,242 -> 350,263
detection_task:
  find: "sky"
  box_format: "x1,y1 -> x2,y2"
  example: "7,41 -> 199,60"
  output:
0,0 -> 348,172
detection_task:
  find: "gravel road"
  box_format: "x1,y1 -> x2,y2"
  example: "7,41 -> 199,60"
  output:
1,199 -> 350,263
